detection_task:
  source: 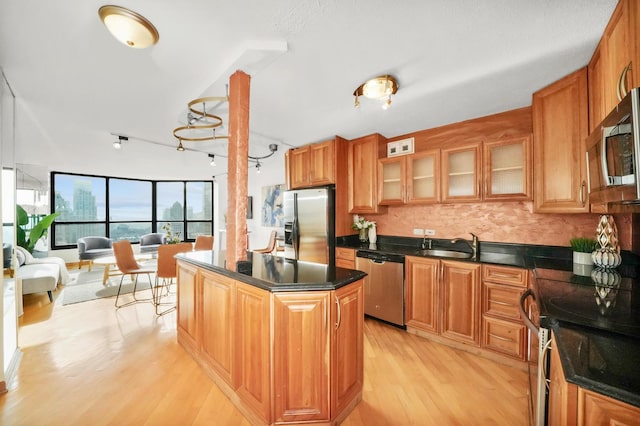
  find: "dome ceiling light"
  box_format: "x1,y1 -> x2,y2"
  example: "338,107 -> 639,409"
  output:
353,75 -> 399,110
98,5 -> 159,49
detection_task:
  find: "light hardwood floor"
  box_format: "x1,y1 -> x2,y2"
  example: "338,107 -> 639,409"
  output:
1,284 -> 529,425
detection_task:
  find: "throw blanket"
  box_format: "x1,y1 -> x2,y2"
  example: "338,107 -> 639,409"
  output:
15,246 -> 71,285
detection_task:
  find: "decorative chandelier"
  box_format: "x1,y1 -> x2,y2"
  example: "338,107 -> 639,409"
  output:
353,75 -> 399,110
173,93 -> 230,151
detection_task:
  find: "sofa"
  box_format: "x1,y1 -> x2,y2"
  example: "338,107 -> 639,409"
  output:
15,246 -> 69,302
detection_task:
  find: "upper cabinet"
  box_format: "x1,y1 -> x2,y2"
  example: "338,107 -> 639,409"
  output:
286,140 -> 335,189
532,67 -> 589,213
348,134 -> 385,214
378,150 -> 440,205
483,136 -> 532,201
441,143 -> 482,203
588,0 -> 640,132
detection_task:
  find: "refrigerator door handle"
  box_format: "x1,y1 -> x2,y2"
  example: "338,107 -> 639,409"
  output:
292,193 -> 300,259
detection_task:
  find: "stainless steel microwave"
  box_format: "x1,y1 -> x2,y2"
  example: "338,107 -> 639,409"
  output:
586,87 -> 640,210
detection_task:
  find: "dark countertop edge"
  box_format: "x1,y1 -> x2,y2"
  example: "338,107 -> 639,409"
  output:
551,322 -> 640,408
176,253 -> 367,292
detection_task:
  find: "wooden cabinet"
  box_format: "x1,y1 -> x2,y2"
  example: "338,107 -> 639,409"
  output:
348,134 -> 385,214
483,136 -> 532,201
440,260 -> 481,345
405,256 -> 440,334
335,247 -> 355,269
177,260 -> 199,351
286,140 -> 335,189
548,335 -> 640,426
532,67 -> 589,213
235,282 -> 271,423
332,281 -> 364,419
441,143 -> 482,202
378,150 -> 440,205
273,292 -> 330,423
480,264 -> 528,360
588,43 -> 609,132
176,260 -> 364,425
200,270 -> 236,386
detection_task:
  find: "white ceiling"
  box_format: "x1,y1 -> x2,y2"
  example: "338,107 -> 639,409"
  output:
0,0 -> 618,176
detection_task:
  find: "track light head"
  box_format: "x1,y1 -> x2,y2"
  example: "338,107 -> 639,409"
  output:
208,153 -> 216,166
113,135 -> 128,149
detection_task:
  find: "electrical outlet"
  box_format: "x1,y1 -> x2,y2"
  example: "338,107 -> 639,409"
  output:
424,229 -> 436,236
413,228 -> 424,236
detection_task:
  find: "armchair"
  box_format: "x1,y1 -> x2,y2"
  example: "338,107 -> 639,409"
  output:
78,236 -> 113,271
139,232 -> 166,253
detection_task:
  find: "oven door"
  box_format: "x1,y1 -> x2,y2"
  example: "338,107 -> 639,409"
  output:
520,289 -> 551,426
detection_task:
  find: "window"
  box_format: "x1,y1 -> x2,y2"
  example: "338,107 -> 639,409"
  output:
51,172 -> 213,249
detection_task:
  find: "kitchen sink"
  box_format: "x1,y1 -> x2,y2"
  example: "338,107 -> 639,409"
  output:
415,249 -> 473,259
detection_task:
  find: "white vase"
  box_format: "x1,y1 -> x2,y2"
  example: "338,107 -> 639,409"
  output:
573,251 -> 593,265
368,226 -> 377,244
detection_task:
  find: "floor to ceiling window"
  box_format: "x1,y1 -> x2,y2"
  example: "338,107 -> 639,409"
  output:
50,172 -> 213,249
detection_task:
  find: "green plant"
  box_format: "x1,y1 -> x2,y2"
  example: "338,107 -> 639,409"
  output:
569,237 -> 597,253
161,222 -> 181,244
16,205 -> 60,253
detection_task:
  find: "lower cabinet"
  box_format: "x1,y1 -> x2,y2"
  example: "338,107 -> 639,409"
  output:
336,247 -> 356,269
405,257 -> 480,345
177,260 -> 364,425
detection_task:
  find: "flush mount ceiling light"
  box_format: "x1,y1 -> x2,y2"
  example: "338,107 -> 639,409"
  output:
353,75 -> 399,110
98,5 -> 159,49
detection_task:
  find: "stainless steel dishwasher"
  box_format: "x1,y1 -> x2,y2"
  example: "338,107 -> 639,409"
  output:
355,250 -> 405,327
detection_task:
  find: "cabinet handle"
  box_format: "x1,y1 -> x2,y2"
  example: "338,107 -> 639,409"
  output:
579,181 -> 586,207
335,295 -> 341,330
488,332 -> 514,342
617,62 -> 633,102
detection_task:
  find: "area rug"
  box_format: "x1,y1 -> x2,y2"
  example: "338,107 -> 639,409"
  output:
62,268 -> 156,306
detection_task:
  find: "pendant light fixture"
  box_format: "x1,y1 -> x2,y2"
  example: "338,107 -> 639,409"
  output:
353,75 -> 398,109
98,5 -> 159,49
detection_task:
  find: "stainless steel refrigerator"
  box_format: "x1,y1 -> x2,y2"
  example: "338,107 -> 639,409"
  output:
283,186 -> 335,265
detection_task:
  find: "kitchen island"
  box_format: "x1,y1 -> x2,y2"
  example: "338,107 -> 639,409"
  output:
175,250 -> 366,426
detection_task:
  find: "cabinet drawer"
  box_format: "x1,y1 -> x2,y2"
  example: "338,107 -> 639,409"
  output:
482,316 -> 526,360
482,282 -> 524,321
336,247 -> 355,262
482,264 -> 527,288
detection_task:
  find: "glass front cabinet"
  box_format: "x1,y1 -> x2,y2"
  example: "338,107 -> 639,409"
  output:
441,143 -> 482,202
483,136 -> 531,201
378,150 -> 440,205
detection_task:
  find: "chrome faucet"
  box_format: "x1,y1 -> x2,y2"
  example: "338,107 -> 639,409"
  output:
451,233 -> 479,260
420,236 -> 432,250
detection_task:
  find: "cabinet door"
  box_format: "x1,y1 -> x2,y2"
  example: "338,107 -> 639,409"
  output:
289,146 -> 310,189
177,260 -> 199,351
407,150 -> 440,204
588,42 -> 608,133
273,291 -> 330,423
483,136 -> 532,201
603,0 -> 634,114
578,387 -> 640,425
348,134 -> 383,213
235,283 -> 271,423
548,339 -> 578,426
200,270 -> 236,386
309,140 -> 335,186
405,256 -> 439,334
532,67 -> 589,213
378,156 -> 406,205
440,260 -> 481,345
441,143 -> 481,202
332,280 -> 364,418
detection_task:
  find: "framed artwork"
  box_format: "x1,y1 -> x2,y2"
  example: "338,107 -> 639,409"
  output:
261,184 -> 284,227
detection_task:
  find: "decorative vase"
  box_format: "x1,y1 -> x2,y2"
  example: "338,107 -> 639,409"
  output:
595,214 -> 620,253
572,251 -> 593,265
368,225 -> 377,244
358,228 -> 368,243
592,248 -> 622,268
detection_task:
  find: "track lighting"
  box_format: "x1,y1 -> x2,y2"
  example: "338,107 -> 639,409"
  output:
248,143 -> 279,160
256,160 -> 261,174
113,135 -> 127,149
176,139 -> 185,152
208,153 -> 216,166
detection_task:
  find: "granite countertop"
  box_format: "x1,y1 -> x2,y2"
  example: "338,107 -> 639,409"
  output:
176,250 -> 366,292
338,235 -> 640,408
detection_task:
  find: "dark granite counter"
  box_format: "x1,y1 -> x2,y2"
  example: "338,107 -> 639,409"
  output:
176,250 -> 366,292
338,235 -> 640,408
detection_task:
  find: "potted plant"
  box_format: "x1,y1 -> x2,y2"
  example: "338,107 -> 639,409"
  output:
570,237 -> 597,265
16,205 -> 60,253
